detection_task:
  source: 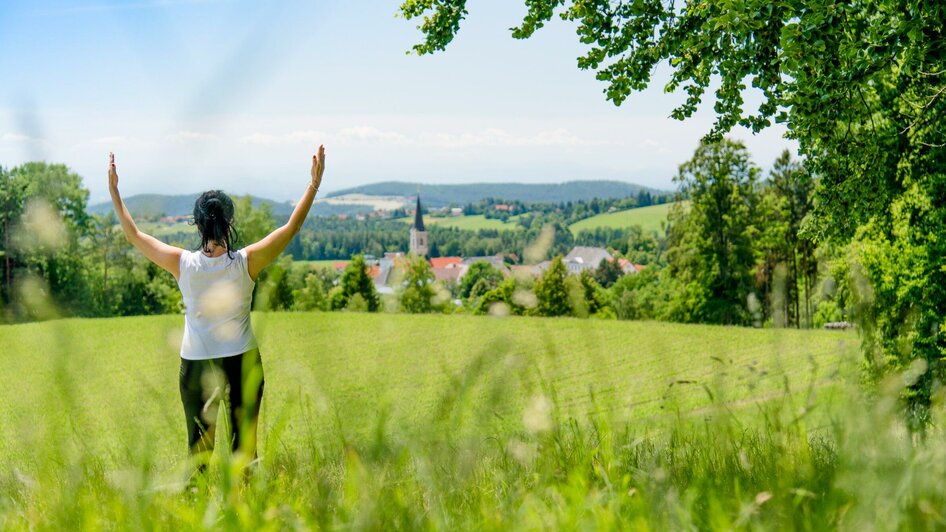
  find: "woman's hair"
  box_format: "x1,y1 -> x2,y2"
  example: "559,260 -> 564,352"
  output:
192,190 -> 238,258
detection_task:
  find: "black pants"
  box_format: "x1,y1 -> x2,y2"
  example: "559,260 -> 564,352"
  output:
179,349 -> 265,457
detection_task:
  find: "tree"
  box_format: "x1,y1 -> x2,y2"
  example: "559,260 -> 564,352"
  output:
254,256 -> 294,311
665,139 -> 760,326
399,0 -> 946,422
2,162 -> 92,319
399,255 -> 437,313
763,151 -> 816,328
578,269 -> 608,316
594,257 -> 623,288
292,272 -> 329,312
533,256 -> 571,317
331,255 -> 380,312
0,167 -> 25,308
474,277 -> 526,316
234,195 -> 276,247
458,260 -> 504,300
89,212 -> 120,313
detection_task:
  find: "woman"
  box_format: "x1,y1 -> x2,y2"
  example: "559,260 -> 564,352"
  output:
108,145 -> 325,466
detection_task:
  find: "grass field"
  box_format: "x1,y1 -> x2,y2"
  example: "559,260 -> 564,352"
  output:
4,313 -> 946,529
569,202 -> 675,235
397,214 -> 519,231
291,259 -> 343,270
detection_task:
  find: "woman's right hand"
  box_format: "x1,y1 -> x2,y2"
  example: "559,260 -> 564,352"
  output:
310,144 -> 325,190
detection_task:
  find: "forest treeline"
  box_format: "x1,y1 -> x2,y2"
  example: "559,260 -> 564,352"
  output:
1,141 -> 849,330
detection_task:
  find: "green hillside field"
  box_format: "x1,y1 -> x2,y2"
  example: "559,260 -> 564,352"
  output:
1,313 -> 857,461
8,313 -> 941,529
569,202 -> 675,235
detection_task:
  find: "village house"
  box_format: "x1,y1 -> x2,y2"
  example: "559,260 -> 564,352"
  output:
368,195 -> 641,293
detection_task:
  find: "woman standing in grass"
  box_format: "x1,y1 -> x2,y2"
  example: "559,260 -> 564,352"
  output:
107,146 -> 326,469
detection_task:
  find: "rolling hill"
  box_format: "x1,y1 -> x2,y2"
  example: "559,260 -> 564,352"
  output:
87,194 -> 376,219
569,202 -> 676,235
87,193 -> 296,217
325,180 -> 668,207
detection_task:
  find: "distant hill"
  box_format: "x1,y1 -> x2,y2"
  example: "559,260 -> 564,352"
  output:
324,180 -> 668,207
569,202 -> 677,235
87,194 -> 295,218
87,194 -> 377,219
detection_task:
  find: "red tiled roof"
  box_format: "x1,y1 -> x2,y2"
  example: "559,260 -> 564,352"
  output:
368,265 -> 381,278
430,256 -> 463,268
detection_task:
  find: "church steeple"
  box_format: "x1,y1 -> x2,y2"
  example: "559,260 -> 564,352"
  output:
409,194 -> 428,256
412,194 -> 425,231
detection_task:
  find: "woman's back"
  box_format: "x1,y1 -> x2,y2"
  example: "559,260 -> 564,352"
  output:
178,248 -> 257,360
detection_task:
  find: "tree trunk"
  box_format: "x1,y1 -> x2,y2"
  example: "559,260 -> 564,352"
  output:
3,221 -> 9,303
103,246 -> 108,311
792,249 -> 799,328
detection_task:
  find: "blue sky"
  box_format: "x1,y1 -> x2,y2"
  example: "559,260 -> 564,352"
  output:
0,0 -> 796,204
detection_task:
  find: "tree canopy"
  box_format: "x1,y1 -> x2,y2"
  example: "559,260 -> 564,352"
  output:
399,0 -> 946,419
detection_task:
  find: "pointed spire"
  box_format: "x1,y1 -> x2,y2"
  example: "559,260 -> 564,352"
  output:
413,194 -> 425,231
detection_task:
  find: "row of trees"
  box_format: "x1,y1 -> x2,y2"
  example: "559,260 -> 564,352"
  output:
0,141 -> 826,329
0,163 -> 182,321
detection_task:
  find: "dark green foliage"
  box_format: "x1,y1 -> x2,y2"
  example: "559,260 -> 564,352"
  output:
757,152 -> 817,328
254,257 -> 294,311
467,277 -> 492,303
610,267 -> 672,321
533,257 -> 572,317
474,277 -> 526,315
458,261 -> 504,300
593,257 -> 623,288
331,255 -> 380,312
577,270 -> 608,316
665,139 -> 761,326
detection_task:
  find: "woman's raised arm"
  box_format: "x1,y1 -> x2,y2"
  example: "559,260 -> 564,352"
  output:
245,145 -> 325,281
108,152 -> 183,280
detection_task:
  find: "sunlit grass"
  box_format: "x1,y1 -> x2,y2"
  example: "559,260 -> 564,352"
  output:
569,202 -> 675,235
3,312 -> 944,529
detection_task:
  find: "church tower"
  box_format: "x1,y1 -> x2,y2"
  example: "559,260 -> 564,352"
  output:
409,195 -> 428,256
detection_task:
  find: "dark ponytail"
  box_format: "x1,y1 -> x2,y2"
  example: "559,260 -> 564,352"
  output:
192,190 -> 238,258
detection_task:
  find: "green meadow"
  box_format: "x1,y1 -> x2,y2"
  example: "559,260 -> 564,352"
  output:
569,203 -> 675,235
9,312 -> 946,529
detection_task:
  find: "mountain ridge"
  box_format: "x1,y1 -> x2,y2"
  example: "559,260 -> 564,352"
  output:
325,180 -> 668,207
88,180 -> 670,217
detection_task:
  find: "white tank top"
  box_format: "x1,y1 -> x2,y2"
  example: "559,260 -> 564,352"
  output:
177,248 -> 258,360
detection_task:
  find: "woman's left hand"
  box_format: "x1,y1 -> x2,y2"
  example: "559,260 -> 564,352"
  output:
108,152 -> 119,190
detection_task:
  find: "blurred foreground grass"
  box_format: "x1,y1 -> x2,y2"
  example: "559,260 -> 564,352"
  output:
2,313 -> 943,529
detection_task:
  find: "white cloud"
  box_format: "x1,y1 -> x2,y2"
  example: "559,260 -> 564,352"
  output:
166,131 -> 219,143
236,125 -> 602,149
337,126 -> 411,144
84,135 -> 145,147
0,133 -> 41,143
240,130 -> 327,145
421,128 -> 604,148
